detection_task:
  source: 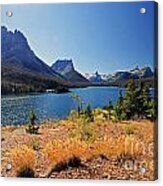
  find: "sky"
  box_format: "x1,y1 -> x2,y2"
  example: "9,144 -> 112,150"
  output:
1,2 -> 156,74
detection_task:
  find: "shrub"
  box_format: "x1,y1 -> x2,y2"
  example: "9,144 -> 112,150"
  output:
70,93 -> 84,116
84,104 -> 94,122
67,156 -> 81,168
26,125 -> 39,134
28,137 -> 40,151
69,110 -> 78,121
42,138 -> 91,169
49,156 -> 81,174
52,161 -> 68,172
103,100 -> 114,120
93,108 -> 110,121
29,110 -> 36,125
26,110 -> 39,134
81,123 -> 95,142
17,167 -> 35,177
5,145 -> 36,177
125,124 -> 135,136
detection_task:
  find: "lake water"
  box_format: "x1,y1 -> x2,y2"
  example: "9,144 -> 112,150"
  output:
1,86 -> 149,125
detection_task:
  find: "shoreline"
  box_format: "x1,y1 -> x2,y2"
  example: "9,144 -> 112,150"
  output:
1,76 -> 155,96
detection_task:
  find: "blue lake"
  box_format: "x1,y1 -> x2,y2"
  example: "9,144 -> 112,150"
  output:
1,86 -> 151,125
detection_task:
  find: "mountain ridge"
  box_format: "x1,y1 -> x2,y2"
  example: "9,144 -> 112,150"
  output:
84,66 -> 154,83
1,26 -> 70,94
1,26 -> 155,94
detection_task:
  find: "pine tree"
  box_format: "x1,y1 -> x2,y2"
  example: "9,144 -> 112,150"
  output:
108,100 -> 114,110
140,83 -> 151,118
29,110 -> 36,126
145,98 -> 156,120
115,90 -> 126,120
85,104 -> 94,122
136,81 -> 146,118
123,78 -> 139,119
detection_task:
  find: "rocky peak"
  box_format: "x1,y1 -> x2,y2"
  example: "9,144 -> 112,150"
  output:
1,26 -> 31,56
140,66 -> 153,78
95,71 -> 101,77
130,66 -> 140,72
51,59 -> 75,75
84,71 -> 104,83
14,29 -> 28,44
1,26 -> 7,33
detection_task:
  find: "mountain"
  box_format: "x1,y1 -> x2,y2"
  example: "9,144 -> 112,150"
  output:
1,26 -> 154,93
84,71 -> 111,83
112,66 -> 154,82
1,26 -> 69,94
84,66 -> 154,83
51,59 -> 89,83
133,66 -> 153,78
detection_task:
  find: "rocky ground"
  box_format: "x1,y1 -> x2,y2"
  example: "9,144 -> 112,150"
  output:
1,119 -> 157,180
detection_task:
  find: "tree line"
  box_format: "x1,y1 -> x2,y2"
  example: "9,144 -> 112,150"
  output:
71,78 -> 157,122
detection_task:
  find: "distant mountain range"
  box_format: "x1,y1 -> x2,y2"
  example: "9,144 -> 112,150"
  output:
84,66 -> 154,83
1,26 -> 154,94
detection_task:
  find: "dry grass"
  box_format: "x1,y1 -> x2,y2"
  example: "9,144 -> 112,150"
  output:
27,137 -> 40,151
1,119 -> 155,179
2,145 -> 36,177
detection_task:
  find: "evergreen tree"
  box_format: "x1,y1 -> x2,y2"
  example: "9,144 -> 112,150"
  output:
29,110 -> 36,126
115,90 -> 126,120
108,101 -> 114,120
115,78 -> 156,121
85,104 -> 94,122
140,83 -> 151,118
108,100 -> 114,110
123,78 -> 140,119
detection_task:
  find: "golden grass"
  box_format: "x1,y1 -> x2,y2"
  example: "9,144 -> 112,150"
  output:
3,145 -> 36,177
42,139 -> 90,165
1,118 -> 155,177
2,125 -> 18,133
42,134 -> 147,170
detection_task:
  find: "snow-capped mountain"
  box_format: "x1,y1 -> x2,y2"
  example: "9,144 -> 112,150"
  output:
84,66 -> 154,83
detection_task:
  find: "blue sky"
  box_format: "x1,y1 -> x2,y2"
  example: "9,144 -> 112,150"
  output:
1,2 -> 156,74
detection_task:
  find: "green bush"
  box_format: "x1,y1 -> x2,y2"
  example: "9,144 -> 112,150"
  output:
84,104 -> 94,122
28,137 -> 40,151
26,110 -> 39,134
125,124 -> 135,136
29,110 -> 36,125
81,124 -> 95,142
